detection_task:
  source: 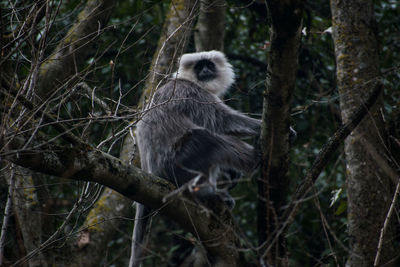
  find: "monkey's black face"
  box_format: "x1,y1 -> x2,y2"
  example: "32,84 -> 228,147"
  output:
194,59 -> 217,82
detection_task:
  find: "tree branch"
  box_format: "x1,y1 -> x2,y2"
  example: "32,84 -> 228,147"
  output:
36,0 -> 115,98
265,84 -> 383,252
0,87 -> 84,146
226,53 -> 267,69
288,84 -> 382,214
3,136 -> 241,266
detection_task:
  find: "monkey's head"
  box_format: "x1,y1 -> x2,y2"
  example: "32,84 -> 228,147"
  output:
175,50 -> 235,96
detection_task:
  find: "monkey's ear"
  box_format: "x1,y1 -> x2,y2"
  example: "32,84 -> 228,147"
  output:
179,54 -> 195,69
213,56 -> 224,66
182,61 -> 194,70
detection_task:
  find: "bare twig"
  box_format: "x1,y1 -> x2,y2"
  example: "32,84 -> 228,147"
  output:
374,181 -> 400,266
360,136 -> 400,266
285,84 -> 383,221
262,84 -> 383,257
0,87 -> 85,146
11,187 -> 92,267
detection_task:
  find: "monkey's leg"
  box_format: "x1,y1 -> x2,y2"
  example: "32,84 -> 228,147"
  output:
174,128 -> 255,208
175,128 -> 256,175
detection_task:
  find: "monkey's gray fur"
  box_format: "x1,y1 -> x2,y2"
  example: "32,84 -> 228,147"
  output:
130,51 -> 260,267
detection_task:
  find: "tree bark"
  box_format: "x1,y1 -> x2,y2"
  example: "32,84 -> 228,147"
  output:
258,1 -> 303,266
330,1 -> 396,266
65,127 -> 135,267
141,0 -> 199,103
194,0 -> 226,52
67,188 -> 132,267
36,0 -> 115,99
2,1 -> 116,265
9,168 -> 47,267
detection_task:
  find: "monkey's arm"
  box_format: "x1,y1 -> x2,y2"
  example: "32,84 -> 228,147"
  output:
216,103 -> 297,142
163,80 -> 261,137
217,103 -> 261,137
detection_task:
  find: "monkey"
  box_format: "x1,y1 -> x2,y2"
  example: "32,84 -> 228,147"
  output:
138,50 -> 261,197
130,51 -> 261,267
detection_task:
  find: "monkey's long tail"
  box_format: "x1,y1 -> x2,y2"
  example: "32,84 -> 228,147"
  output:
129,203 -> 151,267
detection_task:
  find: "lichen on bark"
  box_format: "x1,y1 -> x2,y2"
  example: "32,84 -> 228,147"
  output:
330,0 -> 396,266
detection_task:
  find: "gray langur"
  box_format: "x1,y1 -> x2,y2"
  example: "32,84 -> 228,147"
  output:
130,51 -> 261,267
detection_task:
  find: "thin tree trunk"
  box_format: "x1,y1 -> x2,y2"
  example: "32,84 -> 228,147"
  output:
330,1 -> 396,266
259,1 -> 303,266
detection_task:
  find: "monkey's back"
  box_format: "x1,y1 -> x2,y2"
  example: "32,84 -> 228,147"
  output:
136,79 -> 225,182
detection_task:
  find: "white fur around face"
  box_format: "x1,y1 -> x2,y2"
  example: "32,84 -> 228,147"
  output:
174,50 -> 235,97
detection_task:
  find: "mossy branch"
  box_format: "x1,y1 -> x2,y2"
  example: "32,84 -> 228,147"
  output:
3,136 -> 240,266
37,0 -> 115,98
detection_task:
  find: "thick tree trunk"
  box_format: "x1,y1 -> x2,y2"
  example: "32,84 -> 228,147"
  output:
330,1 -> 395,266
10,168 -> 47,267
67,188 -> 131,267
194,0 -> 226,52
3,1 -> 116,266
259,1 -> 303,266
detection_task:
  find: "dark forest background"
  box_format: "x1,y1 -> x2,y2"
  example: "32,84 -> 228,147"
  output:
1,0 -> 399,266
